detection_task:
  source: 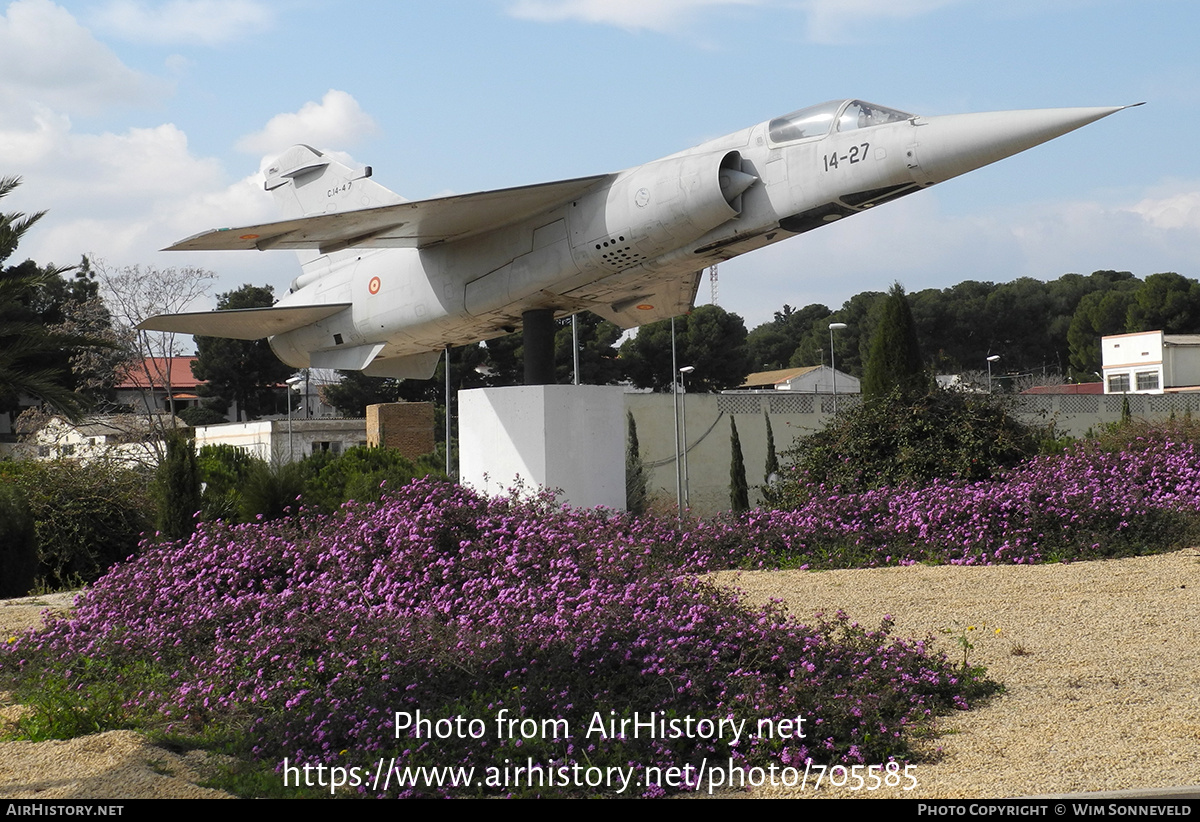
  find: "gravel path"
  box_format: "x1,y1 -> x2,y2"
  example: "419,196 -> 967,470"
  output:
2,551 -> 1198,799
710,549 -> 1200,798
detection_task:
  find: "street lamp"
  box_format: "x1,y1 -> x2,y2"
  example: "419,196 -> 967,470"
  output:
987,355 -> 1001,393
829,322 -> 848,415
679,366 -> 695,509
285,375 -> 305,462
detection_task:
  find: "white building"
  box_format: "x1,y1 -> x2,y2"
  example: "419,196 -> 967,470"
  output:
11,414 -> 177,466
1101,330 -> 1200,394
739,365 -> 861,393
194,418 -> 368,463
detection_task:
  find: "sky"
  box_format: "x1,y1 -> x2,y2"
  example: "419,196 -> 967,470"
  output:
3,0 -> 1200,332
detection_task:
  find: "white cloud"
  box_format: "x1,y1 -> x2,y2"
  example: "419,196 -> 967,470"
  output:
236,90 -> 380,156
1127,186 -> 1200,232
506,0 -> 759,32
506,0 -> 964,39
0,0 -> 162,117
91,0 -> 272,46
0,113 -> 259,265
798,0 -> 964,44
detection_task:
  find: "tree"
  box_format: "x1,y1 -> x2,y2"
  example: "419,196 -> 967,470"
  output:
786,291 -> 885,375
746,302 -> 830,371
0,176 -> 46,266
1125,272 -> 1200,334
555,312 -> 623,385
0,181 -> 120,420
730,416 -> 749,513
862,283 -> 927,400
154,429 -> 202,541
626,411 -> 648,515
191,284 -> 294,421
621,304 -> 753,392
321,370 -> 406,417
96,258 -> 216,428
763,409 -> 779,485
1067,278 -> 1140,375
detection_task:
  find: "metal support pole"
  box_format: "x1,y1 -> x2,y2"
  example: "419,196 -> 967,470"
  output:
445,345 -> 452,477
572,313 -> 580,386
672,316 -> 682,519
680,373 -> 690,509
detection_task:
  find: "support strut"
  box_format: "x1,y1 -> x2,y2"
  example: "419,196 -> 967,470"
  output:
522,308 -> 556,385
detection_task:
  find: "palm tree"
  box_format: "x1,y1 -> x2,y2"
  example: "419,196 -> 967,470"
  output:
0,177 -> 110,421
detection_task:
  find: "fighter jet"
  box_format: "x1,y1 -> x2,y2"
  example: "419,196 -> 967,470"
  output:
143,99 -> 1139,382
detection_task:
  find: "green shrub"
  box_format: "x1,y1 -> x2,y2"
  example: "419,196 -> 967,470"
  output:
237,459 -> 308,522
0,481 -> 37,597
1,459 -> 151,589
197,443 -> 261,521
301,445 -> 445,513
1089,413 -> 1200,453
766,388 -> 1042,507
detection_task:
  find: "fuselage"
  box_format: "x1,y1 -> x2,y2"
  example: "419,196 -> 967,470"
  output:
264,99 -> 1130,378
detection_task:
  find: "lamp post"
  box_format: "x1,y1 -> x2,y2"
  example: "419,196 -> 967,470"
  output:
987,355 -> 1001,393
679,365 -> 695,509
829,322 -> 847,415
285,375 -> 304,462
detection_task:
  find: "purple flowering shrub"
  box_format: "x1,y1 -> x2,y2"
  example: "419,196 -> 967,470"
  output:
704,432 -> 1200,569
4,480 -> 994,797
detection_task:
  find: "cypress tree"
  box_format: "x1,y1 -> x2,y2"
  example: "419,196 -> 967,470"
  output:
862,282 -> 928,400
730,417 -> 749,513
763,409 -> 779,484
155,429 -> 202,541
625,411 -> 648,515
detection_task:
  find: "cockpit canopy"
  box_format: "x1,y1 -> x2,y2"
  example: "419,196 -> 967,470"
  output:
768,100 -> 913,144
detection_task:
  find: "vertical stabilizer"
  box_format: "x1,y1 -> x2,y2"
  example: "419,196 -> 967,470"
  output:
264,145 -> 405,273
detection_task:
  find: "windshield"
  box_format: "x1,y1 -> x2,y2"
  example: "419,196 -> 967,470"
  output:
837,100 -> 913,132
768,100 -> 843,143
769,100 -> 913,144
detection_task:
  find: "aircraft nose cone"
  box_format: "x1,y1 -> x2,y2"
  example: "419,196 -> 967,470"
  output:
908,105 -> 1136,185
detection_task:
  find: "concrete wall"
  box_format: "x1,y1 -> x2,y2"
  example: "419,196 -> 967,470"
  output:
623,390 -> 1200,516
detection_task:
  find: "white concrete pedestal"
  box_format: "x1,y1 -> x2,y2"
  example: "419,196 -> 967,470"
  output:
459,385 -> 626,510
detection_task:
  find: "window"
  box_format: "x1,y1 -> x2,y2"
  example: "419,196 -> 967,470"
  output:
1108,374 -> 1130,393
769,101 -> 842,143
1136,371 -> 1160,391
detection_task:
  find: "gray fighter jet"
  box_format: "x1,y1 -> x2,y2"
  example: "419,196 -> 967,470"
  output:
143,99 -> 1139,380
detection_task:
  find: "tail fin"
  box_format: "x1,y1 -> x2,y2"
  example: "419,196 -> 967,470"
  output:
264,145 -> 405,273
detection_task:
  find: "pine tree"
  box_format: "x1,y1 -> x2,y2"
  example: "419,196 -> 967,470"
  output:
730,417 -> 749,513
862,282 -> 928,400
